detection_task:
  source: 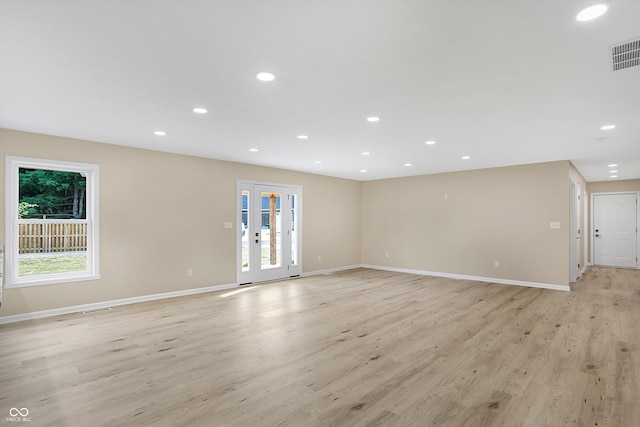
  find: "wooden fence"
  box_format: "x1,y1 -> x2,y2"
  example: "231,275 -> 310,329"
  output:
18,220 -> 87,254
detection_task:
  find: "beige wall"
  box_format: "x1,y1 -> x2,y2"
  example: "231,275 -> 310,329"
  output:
361,161 -> 575,286
587,179 -> 640,194
0,129 -> 362,317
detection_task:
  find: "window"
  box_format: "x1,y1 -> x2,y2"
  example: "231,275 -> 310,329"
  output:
5,156 -> 100,287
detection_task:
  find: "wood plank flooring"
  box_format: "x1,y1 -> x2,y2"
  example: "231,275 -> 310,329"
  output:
1,267 -> 639,426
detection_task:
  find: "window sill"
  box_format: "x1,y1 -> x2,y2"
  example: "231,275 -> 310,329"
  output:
4,274 -> 101,289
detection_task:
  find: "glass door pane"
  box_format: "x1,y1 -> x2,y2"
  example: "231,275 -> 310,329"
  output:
260,191 -> 281,270
241,190 -> 250,272
291,193 -> 298,267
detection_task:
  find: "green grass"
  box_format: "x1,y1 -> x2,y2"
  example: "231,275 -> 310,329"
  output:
19,254 -> 87,276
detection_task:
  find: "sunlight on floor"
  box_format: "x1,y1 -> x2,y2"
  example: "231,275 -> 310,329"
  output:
219,285 -> 261,298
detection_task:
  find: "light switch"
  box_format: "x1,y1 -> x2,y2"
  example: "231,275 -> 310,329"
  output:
549,222 -> 561,229
224,222 -> 233,229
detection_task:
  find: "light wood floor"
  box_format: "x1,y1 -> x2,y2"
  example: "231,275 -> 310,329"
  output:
1,267 -> 639,426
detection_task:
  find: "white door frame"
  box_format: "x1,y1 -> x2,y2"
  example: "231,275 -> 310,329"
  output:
569,181 -> 581,282
590,191 -> 639,269
584,189 -> 589,269
236,180 -> 303,285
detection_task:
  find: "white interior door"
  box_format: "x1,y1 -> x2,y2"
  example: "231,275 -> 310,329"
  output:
237,182 -> 302,284
593,193 -> 637,268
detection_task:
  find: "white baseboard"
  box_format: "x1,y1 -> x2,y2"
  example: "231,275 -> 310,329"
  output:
0,282 -> 237,325
361,264 -> 571,292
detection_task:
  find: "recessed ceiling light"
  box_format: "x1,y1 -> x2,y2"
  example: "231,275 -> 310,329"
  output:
360,169 -> 367,173
256,71 -> 276,82
314,160 -> 321,164
154,131 -> 166,136
610,175 -> 618,178
600,124 -> 616,130
425,140 -> 436,145
192,107 -> 207,114
609,169 -> 618,173
576,4 -> 608,21
608,163 -> 618,167
249,148 -> 259,152
297,135 -> 309,140
461,155 -> 471,160
362,152 -> 371,156
404,163 -> 412,167
366,116 -> 380,122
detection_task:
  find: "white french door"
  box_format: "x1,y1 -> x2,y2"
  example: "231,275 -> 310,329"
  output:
237,181 -> 302,284
593,193 -> 637,268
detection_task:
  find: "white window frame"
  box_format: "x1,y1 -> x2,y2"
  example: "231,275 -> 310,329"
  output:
4,156 -> 100,288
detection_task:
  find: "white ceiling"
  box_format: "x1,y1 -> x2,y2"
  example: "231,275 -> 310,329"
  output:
1,0 -> 638,182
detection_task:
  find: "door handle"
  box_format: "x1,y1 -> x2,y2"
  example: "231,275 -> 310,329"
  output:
255,239 -> 259,243
595,234 -> 600,237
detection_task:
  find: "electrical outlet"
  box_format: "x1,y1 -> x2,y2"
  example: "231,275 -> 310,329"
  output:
494,261 -> 500,268
317,255 -> 322,261
385,252 -> 390,259
188,268 -> 193,276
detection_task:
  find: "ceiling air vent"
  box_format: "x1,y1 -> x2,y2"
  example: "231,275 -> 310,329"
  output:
610,38 -> 640,71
